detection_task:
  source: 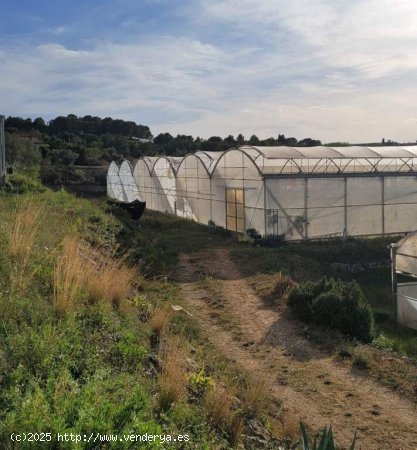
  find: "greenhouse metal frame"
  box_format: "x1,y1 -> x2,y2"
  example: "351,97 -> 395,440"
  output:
108,145 -> 417,240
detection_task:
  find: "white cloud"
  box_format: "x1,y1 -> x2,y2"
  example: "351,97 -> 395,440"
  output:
1,0 -> 417,142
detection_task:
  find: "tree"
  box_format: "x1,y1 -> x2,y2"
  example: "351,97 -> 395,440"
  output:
33,117 -> 47,133
284,137 -> 298,146
5,116 -> 34,132
5,133 -> 41,167
223,135 -> 237,148
201,136 -> 224,152
50,148 -> 79,166
154,133 -> 174,146
248,135 -> 260,145
236,134 -> 245,145
277,134 -> 286,144
298,138 -> 322,147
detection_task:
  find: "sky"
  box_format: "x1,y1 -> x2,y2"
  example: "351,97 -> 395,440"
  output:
1,0 -> 417,143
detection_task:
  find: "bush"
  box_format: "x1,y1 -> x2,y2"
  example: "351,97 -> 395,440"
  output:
2,173 -> 46,194
287,278 -> 334,322
353,352 -> 370,370
288,278 -> 375,342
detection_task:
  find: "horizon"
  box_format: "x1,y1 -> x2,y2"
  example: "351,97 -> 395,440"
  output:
2,1 -> 417,142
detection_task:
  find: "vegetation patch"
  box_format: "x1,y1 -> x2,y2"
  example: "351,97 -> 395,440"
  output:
288,278 -> 376,342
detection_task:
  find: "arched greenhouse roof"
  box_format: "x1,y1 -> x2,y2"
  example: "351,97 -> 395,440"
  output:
106,161 -> 126,202
152,155 -> 183,174
131,144 -> 417,178
176,152 -> 212,177
233,145 -> 417,175
242,145 -> 417,159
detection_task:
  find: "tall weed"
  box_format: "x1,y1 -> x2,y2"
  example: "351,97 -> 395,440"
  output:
158,335 -> 188,410
53,236 -> 137,314
7,201 -> 42,293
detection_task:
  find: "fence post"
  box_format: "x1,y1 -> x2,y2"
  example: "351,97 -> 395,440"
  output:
0,115 -> 5,182
390,243 -> 398,321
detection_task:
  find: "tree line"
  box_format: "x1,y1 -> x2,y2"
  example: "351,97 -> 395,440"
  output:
4,114 -> 325,184
5,114 -> 323,161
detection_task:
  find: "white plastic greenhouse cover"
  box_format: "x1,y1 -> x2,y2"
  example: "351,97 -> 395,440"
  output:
393,232 -> 417,330
397,283 -> 417,330
107,162 -> 127,202
237,145 -> 417,175
107,144 -> 417,241
394,231 -> 417,275
119,160 -> 143,202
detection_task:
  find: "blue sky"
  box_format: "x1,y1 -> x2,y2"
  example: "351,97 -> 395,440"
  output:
1,0 -> 417,142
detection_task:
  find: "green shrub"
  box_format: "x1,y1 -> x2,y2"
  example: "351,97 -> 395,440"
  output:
3,174 -> 46,194
288,278 -> 375,342
287,278 -> 335,322
352,352 -> 370,370
246,228 -> 261,240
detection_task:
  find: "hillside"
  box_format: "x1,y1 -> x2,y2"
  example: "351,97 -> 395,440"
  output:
0,185 -> 305,449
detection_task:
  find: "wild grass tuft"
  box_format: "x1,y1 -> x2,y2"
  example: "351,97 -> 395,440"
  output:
158,335 -> 188,411
239,373 -> 271,419
53,236 -> 137,314
83,246 -> 137,308
204,383 -> 244,445
7,201 -> 42,293
150,305 -> 172,340
53,236 -> 85,314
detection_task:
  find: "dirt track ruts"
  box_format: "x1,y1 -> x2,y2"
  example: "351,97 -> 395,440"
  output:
177,248 -> 417,450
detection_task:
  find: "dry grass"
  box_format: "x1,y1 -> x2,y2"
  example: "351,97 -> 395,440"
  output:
272,272 -> 295,299
7,202 -> 42,293
158,334 -> 188,410
204,383 -> 244,445
83,247 -> 137,308
279,412 -> 300,442
249,272 -> 295,306
240,373 -> 271,419
53,236 -> 85,314
53,236 -> 137,314
150,305 -> 172,339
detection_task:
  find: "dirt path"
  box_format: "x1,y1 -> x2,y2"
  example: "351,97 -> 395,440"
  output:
177,248 -> 417,450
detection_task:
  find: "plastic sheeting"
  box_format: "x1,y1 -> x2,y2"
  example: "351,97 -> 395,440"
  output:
106,162 -> 126,202
394,231 -> 417,275
397,283 -> 417,330
176,154 -> 211,224
119,160 -> 143,202
108,145 -> 417,239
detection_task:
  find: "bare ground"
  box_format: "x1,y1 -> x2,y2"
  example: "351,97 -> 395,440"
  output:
177,248 -> 417,450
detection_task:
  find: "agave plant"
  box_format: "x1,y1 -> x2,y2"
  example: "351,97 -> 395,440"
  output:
300,421 -> 356,450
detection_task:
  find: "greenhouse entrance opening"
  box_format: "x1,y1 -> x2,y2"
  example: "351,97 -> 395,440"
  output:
226,189 -> 245,233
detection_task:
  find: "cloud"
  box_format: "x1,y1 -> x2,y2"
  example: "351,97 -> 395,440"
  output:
202,0 -> 417,78
1,0 -> 417,142
0,38 -> 226,122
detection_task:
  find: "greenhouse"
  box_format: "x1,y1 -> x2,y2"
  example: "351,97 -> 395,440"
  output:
108,145 -> 417,240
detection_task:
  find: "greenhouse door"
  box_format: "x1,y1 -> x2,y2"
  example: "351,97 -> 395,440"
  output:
226,189 -> 245,233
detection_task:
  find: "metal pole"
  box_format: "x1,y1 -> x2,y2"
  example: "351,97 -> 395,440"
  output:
263,178 -> 267,237
381,176 -> 385,236
304,177 -> 308,239
390,244 -> 398,321
343,177 -> 348,237
0,115 -> 5,180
